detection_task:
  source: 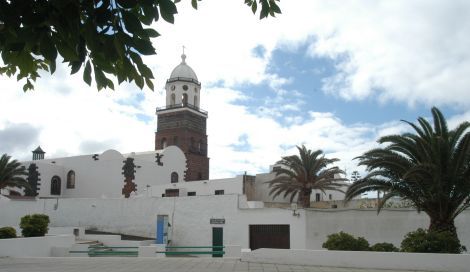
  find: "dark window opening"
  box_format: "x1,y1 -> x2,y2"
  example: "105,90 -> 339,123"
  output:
215,190 -> 224,195
51,176 -> 61,195
329,194 -> 332,200
198,172 -> 203,180
165,189 -> 179,197
171,172 -> 179,183
67,170 -> 75,189
187,192 -> 196,196
315,193 -> 321,202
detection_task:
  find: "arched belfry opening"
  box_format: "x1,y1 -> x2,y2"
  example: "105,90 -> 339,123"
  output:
155,53 -> 209,181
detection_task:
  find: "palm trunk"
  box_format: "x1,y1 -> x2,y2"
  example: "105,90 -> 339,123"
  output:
298,189 -> 311,208
429,217 -> 457,236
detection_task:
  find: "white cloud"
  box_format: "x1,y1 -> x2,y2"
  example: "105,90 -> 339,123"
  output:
1,0 -> 469,181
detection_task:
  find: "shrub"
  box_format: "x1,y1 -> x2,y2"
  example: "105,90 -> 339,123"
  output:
0,227 -> 17,239
19,214 -> 50,237
322,231 -> 370,251
401,228 -> 466,253
370,242 -> 399,252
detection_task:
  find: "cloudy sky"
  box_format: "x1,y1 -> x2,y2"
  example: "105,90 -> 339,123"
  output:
1,0 -> 469,179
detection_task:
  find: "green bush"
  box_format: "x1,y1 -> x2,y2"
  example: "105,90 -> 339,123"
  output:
370,242 -> 399,252
401,228 -> 466,253
0,227 -> 17,239
19,214 -> 50,237
322,231 -> 370,251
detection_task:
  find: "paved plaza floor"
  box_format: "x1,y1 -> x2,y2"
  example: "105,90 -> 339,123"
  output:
0,257 -> 426,272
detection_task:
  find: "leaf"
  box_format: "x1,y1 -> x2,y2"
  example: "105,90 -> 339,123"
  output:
39,34 -> 57,63
106,78 -> 115,90
122,10 -> 145,36
116,0 -> 138,9
70,61 -> 82,75
158,0 -> 178,24
83,61 -> 92,86
270,1 -> 282,14
191,0 -> 198,9
260,0 -> 270,19
144,28 -> 160,38
132,38 -> 156,55
94,67 -> 107,90
23,79 -> 34,92
251,1 -> 257,14
135,74 -> 144,89
56,42 -> 79,62
145,78 -> 154,91
142,5 -> 158,25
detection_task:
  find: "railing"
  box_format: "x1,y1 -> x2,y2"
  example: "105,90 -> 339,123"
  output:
166,77 -> 201,86
158,246 -> 225,257
69,246 -> 139,257
156,103 -> 208,115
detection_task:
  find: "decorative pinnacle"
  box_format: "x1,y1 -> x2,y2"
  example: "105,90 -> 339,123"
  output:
181,45 -> 186,63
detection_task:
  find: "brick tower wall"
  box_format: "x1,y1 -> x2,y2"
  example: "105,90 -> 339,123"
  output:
155,110 -> 209,181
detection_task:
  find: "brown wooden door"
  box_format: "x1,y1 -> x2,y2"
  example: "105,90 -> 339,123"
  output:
249,224 -> 290,250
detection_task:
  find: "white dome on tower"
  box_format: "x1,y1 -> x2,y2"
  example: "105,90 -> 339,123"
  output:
169,54 -> 198,81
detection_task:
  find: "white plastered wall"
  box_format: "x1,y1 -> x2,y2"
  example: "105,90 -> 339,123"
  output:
150,176 -> 243,197
21,146 -> 186,198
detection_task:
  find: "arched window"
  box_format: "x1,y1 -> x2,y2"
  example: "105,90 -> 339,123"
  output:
171,172 -> 179,183
173,136 -> 178,145
182,93 -> 188,105
194,95 -> 198,107
198,140 -> 203,152
161,138 -> 167,149
51,176 -> 61,195
67,170 -> 75,189
170,93 -> 176,106
198,172 -> 203,180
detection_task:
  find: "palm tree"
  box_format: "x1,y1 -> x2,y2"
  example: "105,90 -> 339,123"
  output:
0,154 -> 29,194
345,107 -> 470,238
266,145 -> 347,208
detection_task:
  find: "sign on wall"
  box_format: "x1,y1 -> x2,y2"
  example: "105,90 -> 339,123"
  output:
210,218 -> 225,224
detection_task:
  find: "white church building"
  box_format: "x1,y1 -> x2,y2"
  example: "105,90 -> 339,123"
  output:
2,54 -> 469,251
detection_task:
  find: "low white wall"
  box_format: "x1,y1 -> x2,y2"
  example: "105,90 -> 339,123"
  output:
242,248 -> 470,272
0,234 -> 75,257
305,208 -> 470,250
1,196 -> 469,252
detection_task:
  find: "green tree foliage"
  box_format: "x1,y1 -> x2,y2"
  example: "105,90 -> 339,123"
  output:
345,107 -> 470,241
0,0 -> 281,91
20,214 -> 50,237
370,242 -> 399,252
322,231 -> 370,251
266,145 -> 347,208
401,228 -> 466,254
0,226 -> 17,239
0,154 -> 29,193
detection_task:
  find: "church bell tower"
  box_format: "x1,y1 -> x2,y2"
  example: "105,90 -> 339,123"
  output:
155,53 -> 209,181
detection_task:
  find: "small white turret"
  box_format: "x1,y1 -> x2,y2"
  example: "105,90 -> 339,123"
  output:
165,54 -> 201,108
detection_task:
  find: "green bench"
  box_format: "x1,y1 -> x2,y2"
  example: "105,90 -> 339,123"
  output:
158,246 -> 225,257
